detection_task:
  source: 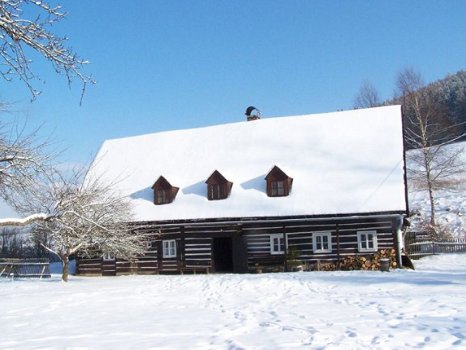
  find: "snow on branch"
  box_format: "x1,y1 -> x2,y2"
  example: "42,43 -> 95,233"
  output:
0,121 -> 55,214
0,213 -> 49,226
0,0 -> 94,100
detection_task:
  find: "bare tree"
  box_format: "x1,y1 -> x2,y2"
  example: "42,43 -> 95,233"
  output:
1,0 -> 92,226
354,80 -> 380,109
0,2 -> 141,280
0,125 -> 147,281
0,121 -> 51,198
0,0 -> 94,100
17,168 -> 148,281
399,68 -> 465,230
0,117 -> 57,227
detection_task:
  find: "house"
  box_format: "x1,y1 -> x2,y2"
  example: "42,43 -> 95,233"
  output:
76,105 -> 408,275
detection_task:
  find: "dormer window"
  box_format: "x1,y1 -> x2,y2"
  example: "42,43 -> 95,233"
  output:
265,165 -> 293,197
271,180 -> 285,196
210,183 -> 223,199
205,170 -> 233,200
156,189 -> 167,204
151,176 -> 179,205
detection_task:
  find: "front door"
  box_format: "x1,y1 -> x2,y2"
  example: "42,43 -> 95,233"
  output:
212,237 -> 233,272
232,235 -> 248,273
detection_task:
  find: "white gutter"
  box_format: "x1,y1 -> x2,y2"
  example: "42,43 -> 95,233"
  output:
395,214 -> 404,267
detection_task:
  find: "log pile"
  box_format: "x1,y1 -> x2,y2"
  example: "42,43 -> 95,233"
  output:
339,249 -> 398,271
340,249 -> 397,271
313,249 -> 398,271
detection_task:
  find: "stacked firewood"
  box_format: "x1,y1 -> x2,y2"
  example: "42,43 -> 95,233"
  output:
339,249 -> 398,271
312,249 -> 398,271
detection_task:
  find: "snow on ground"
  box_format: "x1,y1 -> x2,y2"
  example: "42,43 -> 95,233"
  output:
409,185 -> 466,237
1,254 -> 465,349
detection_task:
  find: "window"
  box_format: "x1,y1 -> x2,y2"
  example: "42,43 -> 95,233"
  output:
271,181 -> 285,196
270,234 -> 285,254
265,166 -> 292,197
357,231 -> 378,252
209,183 -> 223,200
102,252 -> 115,261
313,232 -> 332,253
156,189 -> 167,204
163,240 -> 177,258
205,170 -> 233,200
151,176 -> 179,205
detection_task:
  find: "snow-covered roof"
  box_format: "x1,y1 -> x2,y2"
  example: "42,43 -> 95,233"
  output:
89,105 -> 407,221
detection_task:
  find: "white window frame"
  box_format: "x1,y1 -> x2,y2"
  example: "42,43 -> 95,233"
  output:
102,252 -> 115,261
357,230 -> 378,252
163,240 -> 177,258
270,233 -> 285,255
312,232 -> 332,253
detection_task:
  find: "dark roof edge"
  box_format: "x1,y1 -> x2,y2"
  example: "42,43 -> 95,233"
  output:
131,210 -> 407,227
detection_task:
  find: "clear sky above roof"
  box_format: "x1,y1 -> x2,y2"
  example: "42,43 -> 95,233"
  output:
3,0 -> 466,165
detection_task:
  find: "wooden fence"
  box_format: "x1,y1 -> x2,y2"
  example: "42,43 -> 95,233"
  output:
405,233 -> 466,259
0,258 -> 51,278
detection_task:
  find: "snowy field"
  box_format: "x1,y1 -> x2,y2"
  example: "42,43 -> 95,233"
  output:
1,255 -> 465,349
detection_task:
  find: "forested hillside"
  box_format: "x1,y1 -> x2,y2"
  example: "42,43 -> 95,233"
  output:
426,70 -> 466,131
390,70 -> 466,144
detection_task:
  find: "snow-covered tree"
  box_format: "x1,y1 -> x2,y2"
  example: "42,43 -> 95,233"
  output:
17,169 -> 148,281
0,2 -> 145,280
0,117 -> 55,226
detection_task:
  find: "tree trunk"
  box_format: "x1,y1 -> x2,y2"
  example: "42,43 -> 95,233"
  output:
427,181 -> 436,226
423,150 -> 436,226
61,254 -> 69,282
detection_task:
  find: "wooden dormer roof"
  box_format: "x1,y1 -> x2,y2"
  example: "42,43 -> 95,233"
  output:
205,170 -> 233,200
205,170 -> 230,185
152,175 -> 174,190
265,165 -> 293,197
151,176 -> 179,204
265,165 -> 292,181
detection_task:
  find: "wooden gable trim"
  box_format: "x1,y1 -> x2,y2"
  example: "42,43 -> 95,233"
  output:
265,165 -> 293,197
265,165 -> 288,181
151,176 -> 179,205
205,170 -> 233,200
205,170 -> 227,184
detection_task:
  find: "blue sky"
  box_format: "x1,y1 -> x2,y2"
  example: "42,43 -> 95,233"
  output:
3,0 -> 466,165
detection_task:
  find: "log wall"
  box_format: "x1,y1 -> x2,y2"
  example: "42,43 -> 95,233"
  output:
76,214 -> 401,276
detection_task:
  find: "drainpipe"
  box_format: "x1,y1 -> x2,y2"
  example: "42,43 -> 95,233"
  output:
395,215 -> 404,267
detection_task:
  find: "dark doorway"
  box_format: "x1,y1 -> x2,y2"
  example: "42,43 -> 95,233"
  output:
212,237 -> 233,272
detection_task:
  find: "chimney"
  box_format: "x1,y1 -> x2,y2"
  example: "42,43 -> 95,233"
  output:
245,106 -> 261,121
